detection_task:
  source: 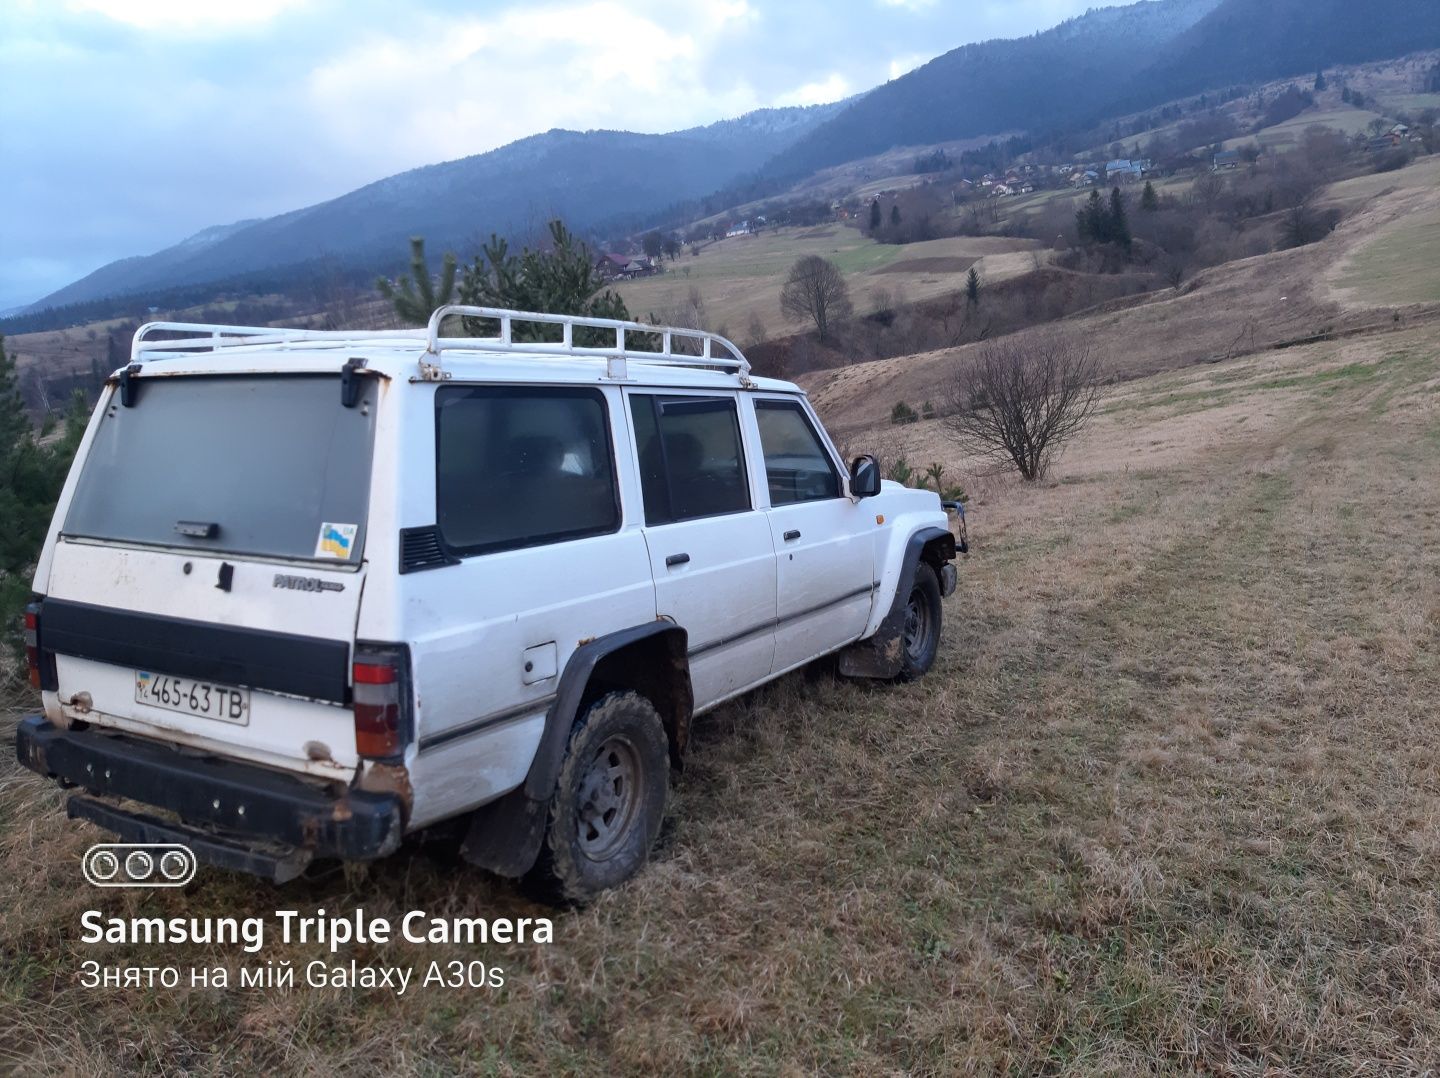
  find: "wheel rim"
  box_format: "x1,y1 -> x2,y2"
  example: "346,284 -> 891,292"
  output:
576,735 -> 643,861
903,587 -> 931,663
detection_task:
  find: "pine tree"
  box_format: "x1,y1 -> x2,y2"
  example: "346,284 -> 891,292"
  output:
1109,187 -> 1132,251
1314,69 -> 1327,92
375,237 -> 457,326
1141,180 -> 1160,212
458,219 -> 632,346
1077,189 -> 1107,244
869,198 -> 882,232
0,336 -> 86,668
965,266 -> 982,306
890,203 -> 902,227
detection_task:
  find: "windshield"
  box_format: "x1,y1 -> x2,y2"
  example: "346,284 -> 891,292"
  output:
64,374 -> 377,564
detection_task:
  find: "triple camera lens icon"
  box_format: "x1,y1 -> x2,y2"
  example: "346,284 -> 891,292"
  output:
83,843 -> 197,888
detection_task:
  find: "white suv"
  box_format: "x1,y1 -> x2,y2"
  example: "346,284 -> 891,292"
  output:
17,307 -> 959,900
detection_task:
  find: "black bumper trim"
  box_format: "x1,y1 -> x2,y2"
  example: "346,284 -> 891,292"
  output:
41,597 -> 351,704
16,717 -> 401,863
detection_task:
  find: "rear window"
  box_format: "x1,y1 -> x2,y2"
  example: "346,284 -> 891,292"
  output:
64,375 -> 376,564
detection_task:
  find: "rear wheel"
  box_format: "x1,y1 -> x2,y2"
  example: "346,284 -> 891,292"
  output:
895,562 -> 943,682
529,691 -> 669,904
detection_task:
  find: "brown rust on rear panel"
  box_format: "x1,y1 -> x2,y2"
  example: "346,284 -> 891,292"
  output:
301,814 -> 324,845
355,761 -> 414,814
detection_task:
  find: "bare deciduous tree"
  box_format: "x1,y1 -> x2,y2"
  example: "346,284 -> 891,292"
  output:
780,255 -> 852,343
943,333 -> 1102,481
1191,170 -> 1226,212
1162,254 -> 1190,291
745,311 -> 768,349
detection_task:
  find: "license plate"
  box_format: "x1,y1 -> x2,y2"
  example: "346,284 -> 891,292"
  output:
135,671 -> 250,725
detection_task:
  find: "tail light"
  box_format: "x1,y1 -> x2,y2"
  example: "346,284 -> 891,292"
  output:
24,600 -> 57,692
352,644 -> 410,759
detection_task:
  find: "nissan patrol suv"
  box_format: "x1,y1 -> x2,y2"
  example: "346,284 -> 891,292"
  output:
17,306 -> 959,901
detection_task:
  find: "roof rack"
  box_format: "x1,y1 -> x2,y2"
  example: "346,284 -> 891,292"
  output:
421,306 -> 751,382
129,307 -> 753,383
130,322 -> 419,363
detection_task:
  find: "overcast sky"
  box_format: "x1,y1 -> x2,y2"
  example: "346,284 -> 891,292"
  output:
0,0 -> 1099,310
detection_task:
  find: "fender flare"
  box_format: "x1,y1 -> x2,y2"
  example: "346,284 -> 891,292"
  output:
839,526 -> 955,679
460,621 -> 690,877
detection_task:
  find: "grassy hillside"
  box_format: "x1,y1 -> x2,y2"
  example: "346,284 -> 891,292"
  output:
1331,158 -> 1440,307
1219,106 -> 1388,152
805,156 -> 1440,436
611,226 -> 1042,339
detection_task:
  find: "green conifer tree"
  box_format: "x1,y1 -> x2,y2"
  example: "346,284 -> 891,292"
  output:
376,237 -> 458,326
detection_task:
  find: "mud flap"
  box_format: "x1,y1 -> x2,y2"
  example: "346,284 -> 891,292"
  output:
458,786 -> 549,878
458,621 -> 690,878
839,527 -> 953,679
837,579 -> 911,679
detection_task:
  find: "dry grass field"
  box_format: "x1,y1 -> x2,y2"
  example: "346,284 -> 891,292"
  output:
3,317 -> 1439,1074
5,147 -> 1440,1075
1219,107 -> 1388,153
612,226 -> 1042,340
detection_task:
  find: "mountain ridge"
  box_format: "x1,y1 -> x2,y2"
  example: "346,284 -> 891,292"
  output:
30,103 -> 845,312
23,0 -> 1440,317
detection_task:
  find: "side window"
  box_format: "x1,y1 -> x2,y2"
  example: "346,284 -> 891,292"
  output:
629,394 -> 750,525
754,399 -> 841,505
436,386 -> 619,555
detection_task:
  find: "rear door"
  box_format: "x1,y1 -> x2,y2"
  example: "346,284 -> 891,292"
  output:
627,391 -> 776,709
748,396 -> 875,674
41,373 -> 378,780
399,383 -> 656,827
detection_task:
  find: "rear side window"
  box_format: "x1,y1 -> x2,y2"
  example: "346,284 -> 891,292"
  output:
64,375 -> 376,563
754,399 -> 841,505
436,385 -> 619,555
629,394 -> 750,525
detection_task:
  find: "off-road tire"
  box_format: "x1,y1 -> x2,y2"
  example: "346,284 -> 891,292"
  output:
528,691 -> 669,905
895,562 -> 943,682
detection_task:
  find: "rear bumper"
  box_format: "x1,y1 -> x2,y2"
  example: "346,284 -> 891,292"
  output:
15,717 -> 402,873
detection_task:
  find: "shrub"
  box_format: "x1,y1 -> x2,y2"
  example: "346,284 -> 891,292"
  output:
944,332 -> 1102,481
891,401 -> 919,425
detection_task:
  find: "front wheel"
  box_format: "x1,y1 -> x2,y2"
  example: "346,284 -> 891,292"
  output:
528,691 -> 669,904
895,562 -> 943,682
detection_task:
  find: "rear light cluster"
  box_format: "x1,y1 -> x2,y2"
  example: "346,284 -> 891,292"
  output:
23,600 -> 56,692
24,605 -> 41,689
352,645 -> 410,759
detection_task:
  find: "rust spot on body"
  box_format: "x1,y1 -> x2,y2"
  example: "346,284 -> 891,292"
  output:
355,761 -> 414,817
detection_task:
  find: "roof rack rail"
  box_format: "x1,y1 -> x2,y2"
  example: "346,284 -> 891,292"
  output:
421,306 -> 752,382
127,307 -> 755,384
130,321 -> 419,363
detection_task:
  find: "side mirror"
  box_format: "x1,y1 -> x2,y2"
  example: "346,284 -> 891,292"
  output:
849,455 -> 881,498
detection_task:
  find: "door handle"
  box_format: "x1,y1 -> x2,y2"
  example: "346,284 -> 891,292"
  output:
665,553 -> 690,567
783,529 -> 802,541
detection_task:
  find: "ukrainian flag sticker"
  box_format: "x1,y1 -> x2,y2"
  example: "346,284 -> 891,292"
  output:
315,522 -> 359,560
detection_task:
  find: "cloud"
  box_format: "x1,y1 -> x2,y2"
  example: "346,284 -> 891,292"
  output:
65,0 -> 305,32
306,2 -> 764,174
775,73 -> 852,107
888,53 -> 928,80
2,0 -> 1101,309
